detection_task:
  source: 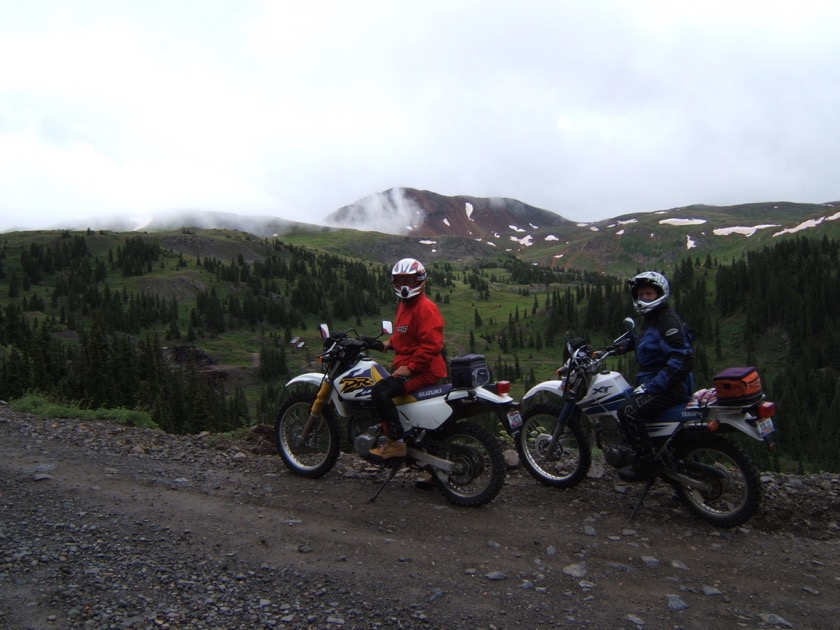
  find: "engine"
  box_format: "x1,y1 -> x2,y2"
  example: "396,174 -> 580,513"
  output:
604,444 -> 637,468
354,425 -> 385,457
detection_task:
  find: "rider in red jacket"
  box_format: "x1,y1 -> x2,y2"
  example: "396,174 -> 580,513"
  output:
369,258 -> 447,459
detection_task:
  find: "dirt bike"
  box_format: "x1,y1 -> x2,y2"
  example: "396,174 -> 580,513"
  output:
274,321 -> 523,507
516,318 -> 777,528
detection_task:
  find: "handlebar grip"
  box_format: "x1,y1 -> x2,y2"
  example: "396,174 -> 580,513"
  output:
361,336 -> 385,352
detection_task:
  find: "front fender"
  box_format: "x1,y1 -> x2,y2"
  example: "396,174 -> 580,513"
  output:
523,379 -> 565,401
285,372 -> 325,388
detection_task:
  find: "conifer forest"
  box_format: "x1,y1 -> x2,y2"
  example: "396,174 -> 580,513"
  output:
1,229 -> 839,473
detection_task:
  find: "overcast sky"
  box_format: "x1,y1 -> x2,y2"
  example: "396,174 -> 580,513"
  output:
1,0 -> 838,232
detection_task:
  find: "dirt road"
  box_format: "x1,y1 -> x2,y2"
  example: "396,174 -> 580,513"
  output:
1,408 -> 838,628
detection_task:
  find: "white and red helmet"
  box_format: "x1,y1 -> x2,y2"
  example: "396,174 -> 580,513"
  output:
391,258 -> 427,299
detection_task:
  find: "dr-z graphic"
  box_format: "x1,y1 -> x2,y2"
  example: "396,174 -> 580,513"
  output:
340,376 -> 375,394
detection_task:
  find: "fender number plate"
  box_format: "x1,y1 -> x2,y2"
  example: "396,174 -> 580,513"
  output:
757,418 -> 774,438
507,409 -> 523,429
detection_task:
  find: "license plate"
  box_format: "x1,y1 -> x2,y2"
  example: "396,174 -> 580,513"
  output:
507,409 -> 523,429
757,418 -> 775,438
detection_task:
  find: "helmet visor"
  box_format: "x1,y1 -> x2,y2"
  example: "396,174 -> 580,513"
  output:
393,274 -> 421,289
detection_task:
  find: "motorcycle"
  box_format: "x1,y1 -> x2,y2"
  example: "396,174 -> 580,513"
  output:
274,321 -> 523,507
516,318 -> 777,528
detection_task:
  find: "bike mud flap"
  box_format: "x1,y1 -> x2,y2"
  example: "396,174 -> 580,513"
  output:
366,460 -> 401,503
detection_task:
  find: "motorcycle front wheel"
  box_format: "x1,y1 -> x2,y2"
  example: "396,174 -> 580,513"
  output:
516,403 -> 591,488
275,391 -> 340,478
432,422 -> 506,507
669,434 -> 762,528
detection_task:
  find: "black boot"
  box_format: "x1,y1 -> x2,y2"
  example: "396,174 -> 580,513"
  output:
619,415 -> 659,482
618,453 -> 660,482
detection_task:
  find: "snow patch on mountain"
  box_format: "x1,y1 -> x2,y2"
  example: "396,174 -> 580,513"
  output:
773,211 -> 840,237
607,218 -> 638,228
660,218 -> 706,226
715,225 -> 778,237
510,234 -> 534,247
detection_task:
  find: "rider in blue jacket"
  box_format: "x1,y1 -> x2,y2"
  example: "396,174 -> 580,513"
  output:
618,271 -> 695,482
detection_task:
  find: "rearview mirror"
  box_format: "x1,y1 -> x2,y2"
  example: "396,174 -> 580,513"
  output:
381,321 -> 393,335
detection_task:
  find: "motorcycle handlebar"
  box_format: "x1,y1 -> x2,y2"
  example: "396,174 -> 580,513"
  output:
360,336 -> 385,351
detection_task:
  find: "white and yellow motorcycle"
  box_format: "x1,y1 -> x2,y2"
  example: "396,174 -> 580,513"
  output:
274,322 -> 523,507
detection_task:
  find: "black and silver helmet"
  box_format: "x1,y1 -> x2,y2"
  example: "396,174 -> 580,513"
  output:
628,271 -> 670,314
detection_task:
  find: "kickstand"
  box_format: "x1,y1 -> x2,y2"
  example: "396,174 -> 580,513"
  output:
629,476 -> 657,519
366,460 -> 401,503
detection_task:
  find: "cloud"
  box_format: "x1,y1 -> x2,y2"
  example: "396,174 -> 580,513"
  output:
1,0 -> 838,231
324,188 -> 425,234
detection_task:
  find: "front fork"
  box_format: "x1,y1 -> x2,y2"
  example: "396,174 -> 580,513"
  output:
545,402 -> 576,456
298,381 -> 333,443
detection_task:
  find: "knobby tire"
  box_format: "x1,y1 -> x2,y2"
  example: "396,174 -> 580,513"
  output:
434,421 -> 506,507
275,391 -> 340,478
669,433 -> 762,528
516,403 -> 591,488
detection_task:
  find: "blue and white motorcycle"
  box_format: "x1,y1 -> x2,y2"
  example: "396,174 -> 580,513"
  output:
275,321 -> 522,507
517,318 -> 777,527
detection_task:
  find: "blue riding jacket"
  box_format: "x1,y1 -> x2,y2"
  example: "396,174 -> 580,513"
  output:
630,306 -> 695,399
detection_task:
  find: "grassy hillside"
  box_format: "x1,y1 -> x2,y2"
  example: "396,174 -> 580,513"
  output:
4,218 -> 840,473
0,225 -> 784,394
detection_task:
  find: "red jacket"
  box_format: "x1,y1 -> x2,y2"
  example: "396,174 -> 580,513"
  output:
390,293 -> 447,391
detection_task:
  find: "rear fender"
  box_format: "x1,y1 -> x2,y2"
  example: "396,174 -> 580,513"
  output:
464,386 -> 517,405
709,408 -> 768,442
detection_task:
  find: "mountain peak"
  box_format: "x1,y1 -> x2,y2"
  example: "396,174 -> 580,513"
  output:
323,187 -> 573,243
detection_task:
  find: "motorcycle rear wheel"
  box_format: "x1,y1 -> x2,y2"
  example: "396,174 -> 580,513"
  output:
516,403 -> 591,488
432,422 -> 506,507
670,434 -> 762,528
275,391 -> 340,478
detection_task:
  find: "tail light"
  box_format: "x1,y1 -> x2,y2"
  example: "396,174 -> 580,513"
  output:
707,419 -> 719,432
758,401 -> 775,419
495,381 -> 511,395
